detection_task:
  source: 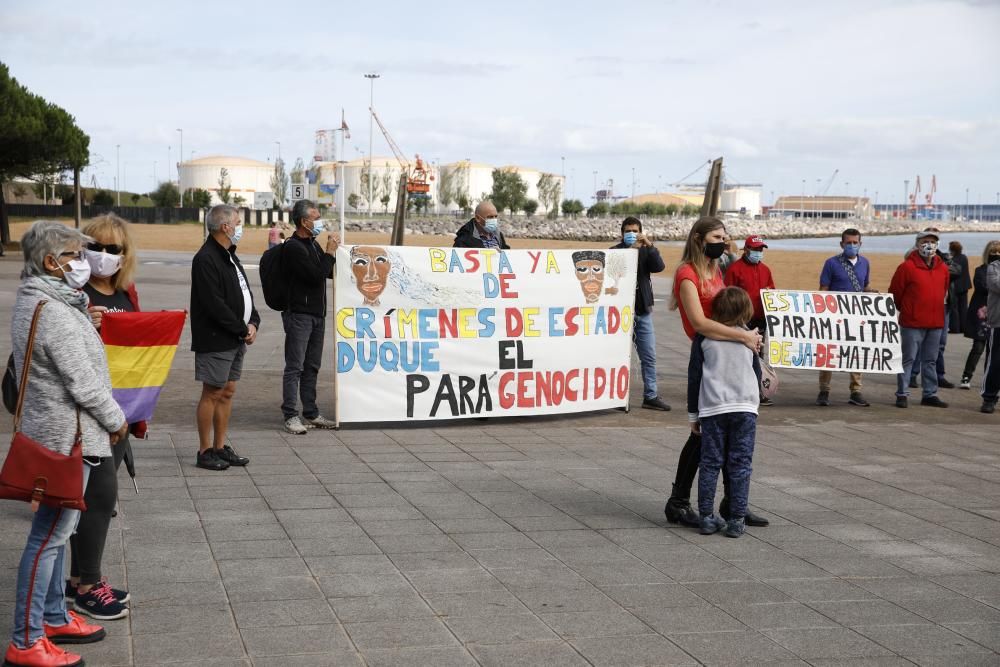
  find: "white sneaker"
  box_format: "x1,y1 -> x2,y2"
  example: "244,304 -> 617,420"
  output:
959,377 -> 971,390
304,415 -> 338,429
283,416 -> 309,435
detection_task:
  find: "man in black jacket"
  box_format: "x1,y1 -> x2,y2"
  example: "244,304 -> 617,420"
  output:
611,216 -> 670,411
190,205 -> 258,470
281,199 -> 339,434
453,201 -> 510,249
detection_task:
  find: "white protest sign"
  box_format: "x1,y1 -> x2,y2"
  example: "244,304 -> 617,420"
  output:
761,290 -> 902,374
334,246 -> 638,422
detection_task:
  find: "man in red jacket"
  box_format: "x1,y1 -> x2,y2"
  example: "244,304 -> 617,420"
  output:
724,235 -> 775,405
889,229 -> 951,408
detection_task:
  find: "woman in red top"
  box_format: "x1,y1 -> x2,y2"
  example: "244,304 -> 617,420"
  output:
665,217 -> 768,528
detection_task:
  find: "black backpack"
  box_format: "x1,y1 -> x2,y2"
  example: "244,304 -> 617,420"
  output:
259,242 -> 289,311
2,354 -> 17,415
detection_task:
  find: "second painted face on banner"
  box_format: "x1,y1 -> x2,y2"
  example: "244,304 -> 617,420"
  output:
350,246 -> 391,305
572,251 -> 606,304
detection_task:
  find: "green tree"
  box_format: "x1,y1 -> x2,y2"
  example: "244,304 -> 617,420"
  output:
523,199 -> 539,216
561,199 -> 585,217
149,181 -> 180,207
359,162 -> 374,212
92,190 -> 114,206
587,201 -> 610,218
681,203 -> 699,216
217,168 -> 232,204
348,192 -> 361,210
436,166 -> 454,210
183,188 -> 212,208
289,157 -> 305,184
380,194 -> 391,213
666,203 -> 679,216
536,173 -> 562,216
490,168 -> 528,216
130,193 -> 141,205
456,194 -> 471,216
270,157 -> 289,209
0,62 -> 90,244
232,193 -> 246,206
379,164 -> 394,213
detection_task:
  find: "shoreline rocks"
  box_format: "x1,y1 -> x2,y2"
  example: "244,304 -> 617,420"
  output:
342,216 -> 1000,242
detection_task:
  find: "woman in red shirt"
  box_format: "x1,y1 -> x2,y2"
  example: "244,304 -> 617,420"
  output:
665,217 -> 768,528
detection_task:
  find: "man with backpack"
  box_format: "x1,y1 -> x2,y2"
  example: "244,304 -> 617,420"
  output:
271,199 -> 339,434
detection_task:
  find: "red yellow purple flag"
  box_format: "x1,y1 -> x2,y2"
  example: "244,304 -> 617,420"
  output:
100,311 -> 187,423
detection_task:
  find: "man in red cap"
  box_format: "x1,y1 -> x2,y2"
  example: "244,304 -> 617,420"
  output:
724,235 -> 776,404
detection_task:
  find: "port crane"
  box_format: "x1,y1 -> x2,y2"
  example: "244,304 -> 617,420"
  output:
368,106 -> 432,198
908,176 -> 922,216
817,169 -> 839,196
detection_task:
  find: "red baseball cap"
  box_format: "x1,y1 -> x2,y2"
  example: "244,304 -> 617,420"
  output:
744,235 -> 768,249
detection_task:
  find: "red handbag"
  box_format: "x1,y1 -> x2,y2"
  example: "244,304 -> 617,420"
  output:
0,300 -> 87,511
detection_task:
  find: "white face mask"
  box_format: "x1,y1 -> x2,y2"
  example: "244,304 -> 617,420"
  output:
227,223 -> 244,246
56,257 -> 92,289
83,248 -> 122,278
918,241 -> 938,258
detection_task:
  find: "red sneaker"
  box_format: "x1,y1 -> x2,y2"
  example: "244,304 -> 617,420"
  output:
44,610 -> 106,645
3,637 -> 84,666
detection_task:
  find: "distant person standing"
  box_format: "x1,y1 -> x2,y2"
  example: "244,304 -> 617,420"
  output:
907,228 -> 960,389
980,248 -> 1000,413
948,240 -> 971,333
280,200 -> 340,435
960,240 -> 1000,389
190,205 -> 256,470
815,229 -> 871,407
889,229 -> 950,409
724,235 -> 776,406
610,216 -> 669,411
453,201 -> 510,250
267,221 -> 284,249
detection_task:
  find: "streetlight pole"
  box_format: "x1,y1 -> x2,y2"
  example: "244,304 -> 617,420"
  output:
115,144 -> 121,207
167,146 -> 171,184
631,167 -> 636,200
153,161 -> 157,189
176,129 -> 183,195
904,180 -> 909,220
966,188 -> 970,220
364,73 -> 380,217
815,178 -> 821,219
801,179 -> 805,219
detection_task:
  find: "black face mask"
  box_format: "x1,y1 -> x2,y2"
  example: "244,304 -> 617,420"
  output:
704,242 -> 727,260
990,254 -> 1000,264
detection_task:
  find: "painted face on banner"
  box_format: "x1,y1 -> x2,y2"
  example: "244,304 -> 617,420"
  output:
351,246 -> 391,305
572,251 -> 606,304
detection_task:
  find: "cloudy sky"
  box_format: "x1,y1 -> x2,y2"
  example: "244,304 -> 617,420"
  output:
2,0 -> 998,205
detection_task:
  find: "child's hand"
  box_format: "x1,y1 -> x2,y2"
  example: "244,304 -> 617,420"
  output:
690,421 -> 701,434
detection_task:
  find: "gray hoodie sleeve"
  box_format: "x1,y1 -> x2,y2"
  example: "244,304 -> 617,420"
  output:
39,306 -> 125,433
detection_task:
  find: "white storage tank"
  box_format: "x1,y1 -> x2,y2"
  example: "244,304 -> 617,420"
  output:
720,187 -> 762,216
178,155 -> 273,206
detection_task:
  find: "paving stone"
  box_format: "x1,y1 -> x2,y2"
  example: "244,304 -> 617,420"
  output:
666,630 -> 801,665
360,647 -> 478,667
132,629 -> 246,664
570,634 -> 698,666
468,640 -> 591,667
240,623 -> 354,656
231,598 -> 337,628
406,567 -> 505,594
537,609 -> 652,639
445,613 -> 558,644
855,624 -> 995,657
632,604 -> 747,635
513,586 -> 622,613
722,602 -> 840,630
329,591 -> 435,622
763,627 -> 896,659
130,603 -> 235,635
344,617 -> 459,649
808,600 -> 934,627
318,571 -> 416,598
424,589 -> 531,618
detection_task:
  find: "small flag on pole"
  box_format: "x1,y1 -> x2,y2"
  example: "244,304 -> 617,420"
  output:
101,311 -> 187,423
341,108 -> 350,140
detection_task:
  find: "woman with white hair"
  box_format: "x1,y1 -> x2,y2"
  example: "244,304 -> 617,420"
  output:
5,221 -> 127,667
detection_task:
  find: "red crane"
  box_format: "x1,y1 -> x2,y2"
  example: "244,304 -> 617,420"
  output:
369,106 -> 432,197
924,174 -> 936,211
908,175 -> 921,217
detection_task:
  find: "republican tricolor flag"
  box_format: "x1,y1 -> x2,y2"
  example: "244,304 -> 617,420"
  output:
101,311 -> 187,423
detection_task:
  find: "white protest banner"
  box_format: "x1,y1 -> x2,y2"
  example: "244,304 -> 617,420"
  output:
761,289 -> 902,374
334,246 -> 638,422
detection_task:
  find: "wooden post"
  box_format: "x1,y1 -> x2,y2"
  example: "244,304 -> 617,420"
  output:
701,157 -> 723,218
73,167 -> 82,228
331,250 -> 340,429
390,173 -> 408,246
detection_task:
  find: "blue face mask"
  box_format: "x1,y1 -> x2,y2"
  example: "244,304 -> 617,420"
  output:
227,223 -> 244,246
746,250 -> 763,264
623,231 -> 638,246
843,243 -> 860,258
310,219 -> 325,237
483,218 -> 499,234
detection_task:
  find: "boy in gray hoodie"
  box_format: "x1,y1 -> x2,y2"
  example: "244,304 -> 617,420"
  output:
687,287 -> 762,538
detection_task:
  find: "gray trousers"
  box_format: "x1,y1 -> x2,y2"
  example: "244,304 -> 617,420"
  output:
282,312 -> 325,420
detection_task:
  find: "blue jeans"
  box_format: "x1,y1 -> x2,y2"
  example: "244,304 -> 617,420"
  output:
897,327 -> 943,398
632,312 -> 657,399
282,311 -> 326,420
11,465 -> 90,649
698,412 -> 757,519
910,309 -> 948,381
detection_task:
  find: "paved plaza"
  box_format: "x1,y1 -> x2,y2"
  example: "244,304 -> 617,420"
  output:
0,250 -> 998,666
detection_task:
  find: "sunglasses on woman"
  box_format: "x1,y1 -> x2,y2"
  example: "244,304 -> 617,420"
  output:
87,241 -> 124,255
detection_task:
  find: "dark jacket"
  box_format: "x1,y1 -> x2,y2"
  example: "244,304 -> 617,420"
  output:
952,252 -> 972,293
609,241 -> 664,316
453,219 -> 510,249
889,252 -> 950,329
283,233 -> 335,316
965,264 -> 990,341
190,237 -> 260,352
